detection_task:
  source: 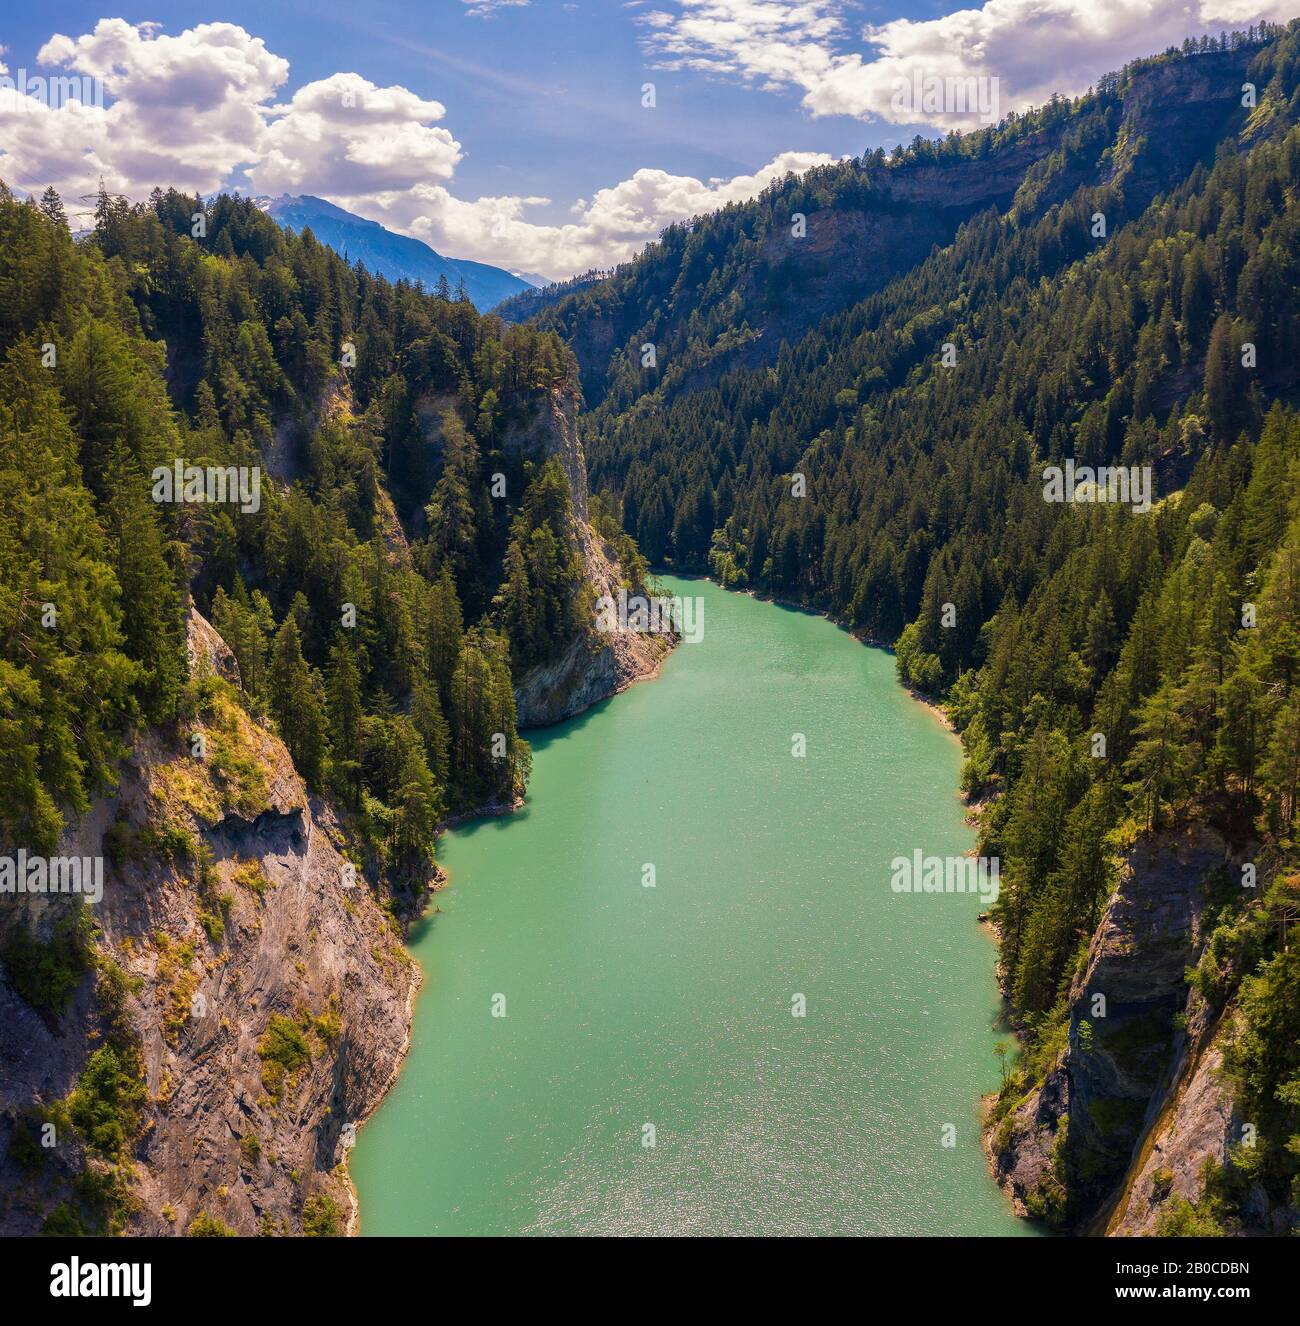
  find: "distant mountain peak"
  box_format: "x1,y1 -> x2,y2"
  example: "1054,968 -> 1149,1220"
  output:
257,194 -> 529,312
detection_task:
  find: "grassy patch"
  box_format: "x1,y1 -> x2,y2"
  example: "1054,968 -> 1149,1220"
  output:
1151,1165 -> 1175,1202
155,933 -> 199,1043
302,1191 -> 343,1236
230,858 -> 268,898
258,1013 -> 313,1102
187,1210 -> 236,1237
105,816 -> 196,869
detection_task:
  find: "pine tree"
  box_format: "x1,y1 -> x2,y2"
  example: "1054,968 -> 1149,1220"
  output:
327,637 -> 364,807
268,616 -> 329,787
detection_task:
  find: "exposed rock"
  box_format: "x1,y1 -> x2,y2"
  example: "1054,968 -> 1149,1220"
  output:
515,509 -> 674,727
1107,1032 -> 1238,1235
0,610 -> 418,1237
186,604 -> 242,688
505,383 -> 675,727
989,1065 -> 1070,1220
501,381 -> 589,524
990,822 -> 1239,1229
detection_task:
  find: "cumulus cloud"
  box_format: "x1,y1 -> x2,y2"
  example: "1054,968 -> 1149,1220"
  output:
640,0 -> 1300,128
0,19 -> 289,201
340,149 -> 837,277
250,74 -> 462,197
0,17 -> 832,277
4,7 -> 1295,277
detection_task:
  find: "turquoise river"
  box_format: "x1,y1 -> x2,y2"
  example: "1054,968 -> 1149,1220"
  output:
351,576 -> 1033,1235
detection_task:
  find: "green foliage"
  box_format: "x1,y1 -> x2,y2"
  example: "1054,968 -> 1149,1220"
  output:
0,903 -> 94,1012
187,1211 -> 236,1237
1151,1166 -> 1176,1201
1155,1196 -> 1226,1235
66,957 -> 147,1171
535,23 -> 1300,1228
302,1191 -> 343,1236
495,459 -> 586,671
40,1202 -> 88,1236
267,614 -> 329,789
105,815 -> 196,868
0,176 -> 604,884
68,1044 -> 146,1160
1223,936 -> 1300,1203
1152,1159 -> 1245,1234
193,843 -> 231,945
7,1112 -> 46,1175
258,1013 -> 313,1102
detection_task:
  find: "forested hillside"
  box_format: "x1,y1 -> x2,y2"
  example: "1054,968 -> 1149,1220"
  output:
546,23 -> 1300,1233
1,184 -> 602,881
0,183 -> 635,1233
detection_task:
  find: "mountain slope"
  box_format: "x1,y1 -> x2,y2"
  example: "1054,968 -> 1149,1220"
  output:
261,194 -> 531,312
530,39 -> 1264,419
0,183 -> 662,1235
528,21 -> 1300,1235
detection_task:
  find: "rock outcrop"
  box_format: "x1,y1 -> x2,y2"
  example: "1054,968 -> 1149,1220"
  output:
0,610 -> 418,1237
1106,1029 -> 1239,1235
504,383 -> 675,727
991,823 -> 1240,1229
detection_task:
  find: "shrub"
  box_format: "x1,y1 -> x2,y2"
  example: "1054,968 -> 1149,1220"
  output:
188,1211 -> 236,1237
302,1191 -> 343,1237
1154,1197 -> 1224,1236
258,1014 -> 312,1101
1,904 -> 94,1012
68,1044 -> 146,1161
1151,1166 -> 1175,1202
40,1202 -> 88,1236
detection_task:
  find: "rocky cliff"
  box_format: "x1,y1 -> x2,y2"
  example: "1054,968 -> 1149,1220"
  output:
0,610 -> 418,1237
1104,1025 -> 1239,1235
504,382 -> 674,727
990,823 -> 1244,1231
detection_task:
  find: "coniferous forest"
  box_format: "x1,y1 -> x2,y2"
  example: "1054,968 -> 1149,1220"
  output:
534,23 -> 1300,1234
1,184 -> 612,1240
7,4 -> 1300,1270
2,186 -> 590,878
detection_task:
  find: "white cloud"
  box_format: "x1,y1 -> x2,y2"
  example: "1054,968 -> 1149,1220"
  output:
1,19 -> 288,206
462,0 -> 531,15
0,18 -> 832,278
4,7 -> 1295,277
640,0 -> 1300,128
250,74 -> 462,197
338,150 -> 836,277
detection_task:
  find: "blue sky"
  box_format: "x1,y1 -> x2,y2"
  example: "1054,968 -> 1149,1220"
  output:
2,1 -> 1297,277
0,1 -> 890,212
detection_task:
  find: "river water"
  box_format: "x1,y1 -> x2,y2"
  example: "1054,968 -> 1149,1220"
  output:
352,577 -> 1031,1235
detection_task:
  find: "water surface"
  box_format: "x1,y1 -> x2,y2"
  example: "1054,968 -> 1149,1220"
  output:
353,577 -> 1031,1235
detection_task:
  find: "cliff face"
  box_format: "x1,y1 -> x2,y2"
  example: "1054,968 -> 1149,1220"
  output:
504,383 -> 674,727
0,378 -> 662,1232
1106,1028 -> 1239,1235
991,823 -> 1240,1229
0,610 -> 418,1237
